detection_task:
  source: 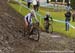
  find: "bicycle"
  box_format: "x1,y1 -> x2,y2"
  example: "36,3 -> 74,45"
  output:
44,17 -> 53,33
24,22 -> 40,41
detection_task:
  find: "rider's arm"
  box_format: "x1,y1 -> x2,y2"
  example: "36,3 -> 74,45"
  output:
34,12 -> 39,22
49,16 -> 53,21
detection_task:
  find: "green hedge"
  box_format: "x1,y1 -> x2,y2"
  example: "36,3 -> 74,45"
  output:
51,0 -> 63,2
71,0 -> 75,10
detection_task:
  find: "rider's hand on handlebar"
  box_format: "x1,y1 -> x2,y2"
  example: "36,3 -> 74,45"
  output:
36,21 -> 39,25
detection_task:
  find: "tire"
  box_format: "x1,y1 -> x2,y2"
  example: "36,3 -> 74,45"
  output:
32,28 -> 40,41
29,28 -> 40,41
49,24 -> 53,33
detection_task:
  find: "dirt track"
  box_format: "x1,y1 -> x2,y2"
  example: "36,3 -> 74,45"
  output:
0,0 -> 75,53
10,32 -> 75,53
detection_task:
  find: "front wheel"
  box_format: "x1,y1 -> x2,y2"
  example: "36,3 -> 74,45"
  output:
29,28 -> 40,41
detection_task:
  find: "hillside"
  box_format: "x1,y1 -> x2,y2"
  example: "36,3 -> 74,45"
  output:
0,0 -> 24,53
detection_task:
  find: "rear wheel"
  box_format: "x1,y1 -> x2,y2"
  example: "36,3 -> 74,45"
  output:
49,24 -> 53,33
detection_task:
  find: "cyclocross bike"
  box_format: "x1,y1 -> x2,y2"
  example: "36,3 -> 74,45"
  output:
44,17 -> 53,33
24,22 -> 40,41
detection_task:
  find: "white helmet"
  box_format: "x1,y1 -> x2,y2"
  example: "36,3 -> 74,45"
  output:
31,9 -> 35,15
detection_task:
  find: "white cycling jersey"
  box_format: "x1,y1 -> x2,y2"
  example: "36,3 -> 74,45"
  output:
24,13 -> 33,24
24,12 -> 38,24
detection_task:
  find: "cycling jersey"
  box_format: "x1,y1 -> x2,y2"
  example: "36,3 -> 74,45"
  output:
24,12 -> 38,25
24,13 -> 33,24
44,15 -> 49,21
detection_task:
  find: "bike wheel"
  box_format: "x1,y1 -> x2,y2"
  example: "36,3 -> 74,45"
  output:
29,28 -> 40,41
49,24 -> 53,33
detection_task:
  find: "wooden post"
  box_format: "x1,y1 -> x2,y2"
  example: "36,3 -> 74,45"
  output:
63,0 -> 65,4
69,0 -> 71,4
56,0 -> 57,2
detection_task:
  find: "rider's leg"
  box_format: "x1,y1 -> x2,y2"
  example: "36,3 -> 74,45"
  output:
45,21 -> 49,33
46,25 -> 49,33
24,22 -> 28,36
29,23 -> 33,35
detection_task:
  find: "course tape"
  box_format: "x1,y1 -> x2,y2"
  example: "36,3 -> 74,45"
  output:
16,1 -> 75,29
36,12 -> 75,29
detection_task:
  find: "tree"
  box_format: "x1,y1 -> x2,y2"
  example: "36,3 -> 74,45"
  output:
51,0 -> 55,2
47,0 -> 49,3
71,0 -> 75,10
58,0 -> 62,2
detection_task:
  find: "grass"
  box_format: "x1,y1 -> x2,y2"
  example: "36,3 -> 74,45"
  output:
8,2 -> 75,38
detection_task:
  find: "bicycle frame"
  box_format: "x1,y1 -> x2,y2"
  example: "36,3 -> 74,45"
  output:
24,22 -> 40,41
44,19 -> 53,33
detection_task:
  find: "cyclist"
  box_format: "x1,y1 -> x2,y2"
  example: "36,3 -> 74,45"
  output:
27,0 -> 32,8
44,12 -> 53,33
24,9 -> 39,34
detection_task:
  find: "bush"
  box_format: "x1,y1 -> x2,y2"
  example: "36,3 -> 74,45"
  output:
51,0 -> 55,2
9,0 -> 19,4
71,0 -> 75,10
